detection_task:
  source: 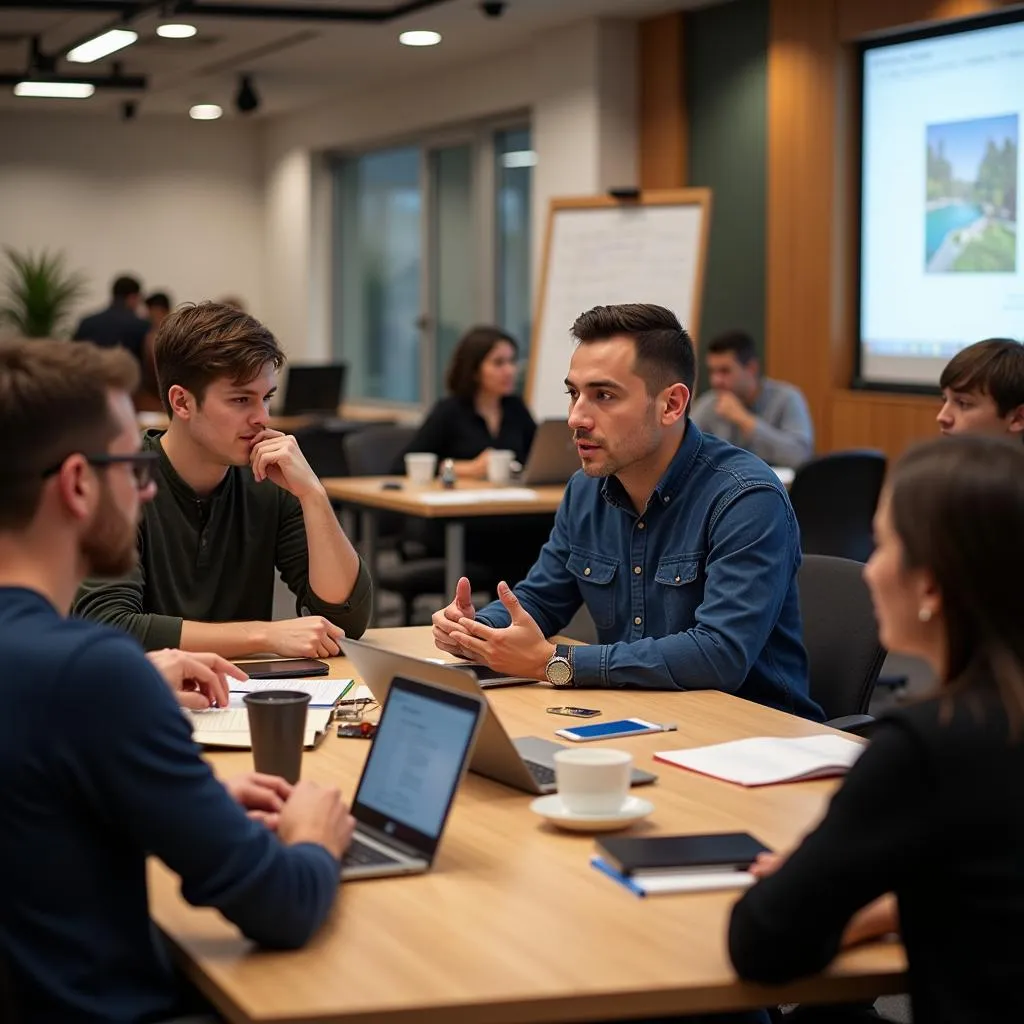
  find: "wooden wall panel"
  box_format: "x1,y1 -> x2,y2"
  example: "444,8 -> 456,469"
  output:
831,391 -> 940,458
838,0 -> 1016,41
639,12 -> 688,189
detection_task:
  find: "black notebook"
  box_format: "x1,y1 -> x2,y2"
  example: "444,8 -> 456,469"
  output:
597,832 -> 770,877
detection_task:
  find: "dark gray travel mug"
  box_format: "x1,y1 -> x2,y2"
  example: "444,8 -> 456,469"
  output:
243,690 -> 312,784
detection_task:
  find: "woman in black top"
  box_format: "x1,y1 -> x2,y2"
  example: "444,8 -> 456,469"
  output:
402,325 -> 536,478
729,435 -> 1024,1023
399,327 -> 547,586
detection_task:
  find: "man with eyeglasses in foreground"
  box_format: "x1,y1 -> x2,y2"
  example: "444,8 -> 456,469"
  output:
0,339 -> 354,1023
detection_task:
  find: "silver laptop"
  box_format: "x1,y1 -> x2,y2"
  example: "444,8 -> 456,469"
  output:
340,637 -> 657,796
520,419 -> 580,486
340,675 -> 484,880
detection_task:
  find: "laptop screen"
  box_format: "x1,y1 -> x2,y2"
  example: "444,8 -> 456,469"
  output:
351,676 -> 482,854
282,364 -> 346,415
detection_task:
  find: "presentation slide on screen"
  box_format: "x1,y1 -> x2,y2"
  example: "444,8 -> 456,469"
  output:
860,18 -> 1024,386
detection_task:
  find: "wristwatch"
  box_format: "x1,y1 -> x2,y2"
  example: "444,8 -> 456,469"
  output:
545,643 -> 574,688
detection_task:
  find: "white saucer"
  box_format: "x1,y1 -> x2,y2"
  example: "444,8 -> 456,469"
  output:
530,794 -> 654,832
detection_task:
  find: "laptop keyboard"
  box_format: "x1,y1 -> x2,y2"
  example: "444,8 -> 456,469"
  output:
525,761 -> 556,786
342,837 -> 399,869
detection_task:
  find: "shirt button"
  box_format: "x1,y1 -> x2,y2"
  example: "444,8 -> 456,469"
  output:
674,575 -> 681,583
637,522 -> 646,530
634,616 -> 642,626
633,566 -> 642,575
663,495 -> 671,504
583,567 -> 591,576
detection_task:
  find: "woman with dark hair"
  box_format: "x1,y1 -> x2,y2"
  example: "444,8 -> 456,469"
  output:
729,435 -> 1024,1023
402,325 -> 535,479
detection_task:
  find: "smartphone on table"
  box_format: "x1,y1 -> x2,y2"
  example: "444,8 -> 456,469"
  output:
555,717 -> 676,742
234,658 -> 329,679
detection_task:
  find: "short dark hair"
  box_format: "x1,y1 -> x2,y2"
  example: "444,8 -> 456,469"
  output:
145,292 -> 171,314
154,301 -> 285,416
571,303 -> 695,396
0,339 -> 139,530
889,435 -> 1024,731
940,338 -> 1024,416
111,276 -> 141,302
707,329 -> 758,366
446,326 -> 518,401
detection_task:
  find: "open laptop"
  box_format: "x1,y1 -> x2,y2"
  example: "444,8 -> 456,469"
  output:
340,637 -> 657,796
340,675 -> 484,880
520,419 -> 580,486
282,363 -> 347,416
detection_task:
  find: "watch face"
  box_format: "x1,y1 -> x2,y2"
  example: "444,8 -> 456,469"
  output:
547,658 -> 572,686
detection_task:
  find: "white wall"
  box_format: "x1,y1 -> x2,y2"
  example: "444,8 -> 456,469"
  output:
0,113 -> 264,331
261,17 -> 639,361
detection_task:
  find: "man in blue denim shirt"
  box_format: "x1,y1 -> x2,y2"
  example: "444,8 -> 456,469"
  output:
433,304 -> 821,722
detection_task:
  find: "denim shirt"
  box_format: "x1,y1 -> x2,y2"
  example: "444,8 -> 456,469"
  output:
476,424 -> 822,721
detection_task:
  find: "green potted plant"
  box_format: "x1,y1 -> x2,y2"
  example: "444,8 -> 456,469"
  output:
0,247 -> 88,338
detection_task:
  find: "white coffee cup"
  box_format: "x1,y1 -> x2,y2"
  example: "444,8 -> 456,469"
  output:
553,747 -> 632,816
486,449 -> 515,485
404,452 -> 437,486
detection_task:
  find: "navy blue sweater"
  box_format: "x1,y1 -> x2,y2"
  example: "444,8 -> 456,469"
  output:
0,587 -> 340,1024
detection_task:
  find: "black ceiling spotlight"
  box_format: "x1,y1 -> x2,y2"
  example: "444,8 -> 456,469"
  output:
122,100 -> 137,120
235,73 -> 259,114
480,1 -> 506,16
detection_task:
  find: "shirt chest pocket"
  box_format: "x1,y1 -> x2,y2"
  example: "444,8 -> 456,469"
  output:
566,548 -> 619,630
654,554 -> 704,627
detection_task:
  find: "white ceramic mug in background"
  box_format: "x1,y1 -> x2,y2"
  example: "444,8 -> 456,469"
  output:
486,449 -> 515,485
553,747 -> 632,815
404,452 -> 437,486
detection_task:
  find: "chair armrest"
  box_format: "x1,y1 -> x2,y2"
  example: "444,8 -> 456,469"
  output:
825,714 -> 876,737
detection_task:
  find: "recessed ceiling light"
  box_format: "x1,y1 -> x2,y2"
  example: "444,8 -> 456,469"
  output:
189,103 -> 223,120
67,28 -> 137,64
399,30 -> 442,47
14,81 -> 96,99
157,23 -> 198,39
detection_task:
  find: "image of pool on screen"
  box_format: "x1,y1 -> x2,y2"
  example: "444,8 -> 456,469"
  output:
925,113 -> 1018,273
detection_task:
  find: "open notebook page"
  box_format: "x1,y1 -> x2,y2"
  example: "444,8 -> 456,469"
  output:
186,707 -> 334,750
654,733 -> 864,787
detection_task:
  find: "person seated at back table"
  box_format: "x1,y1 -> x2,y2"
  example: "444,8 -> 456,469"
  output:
729,435 -> 1024,1024
690,329 -> 814,468
936,336 -> 1024,441
0,338 -> 353,1024
397,324 -> 548,586
432,303 -> 822,721
72,273 -> 150,368
74,301 -> 372,657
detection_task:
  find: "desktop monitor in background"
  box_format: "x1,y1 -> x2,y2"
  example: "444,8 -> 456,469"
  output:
282,364 -> 347,416
858,11 -> 1023,388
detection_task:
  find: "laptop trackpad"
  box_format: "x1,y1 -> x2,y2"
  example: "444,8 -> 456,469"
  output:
512,736 -> 657,786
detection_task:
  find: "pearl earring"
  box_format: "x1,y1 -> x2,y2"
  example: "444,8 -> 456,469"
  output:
918,607 -> 932,623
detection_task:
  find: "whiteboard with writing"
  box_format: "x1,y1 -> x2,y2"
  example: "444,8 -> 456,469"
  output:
527,192 -> 710,422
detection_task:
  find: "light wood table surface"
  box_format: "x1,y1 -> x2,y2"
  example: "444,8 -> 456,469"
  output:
322,478 -> 565,618
149,626 -> 907,1023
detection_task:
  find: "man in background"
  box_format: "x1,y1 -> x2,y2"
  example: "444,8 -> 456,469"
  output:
137,292 -> 174,412
937,337 -> 1024,441
690,329 -> 814,468
0,338 -> 352,1023
72,274 -> 149,366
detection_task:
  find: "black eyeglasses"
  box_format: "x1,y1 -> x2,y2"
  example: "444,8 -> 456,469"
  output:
42,452 -> 160,489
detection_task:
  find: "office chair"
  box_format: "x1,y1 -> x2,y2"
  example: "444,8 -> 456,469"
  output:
798,554 -> 887,735
789,450 -> 887,564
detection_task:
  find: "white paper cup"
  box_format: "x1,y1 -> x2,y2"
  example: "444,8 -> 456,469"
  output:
554,747 -> 632,815
486,449 -> 515,485
404,452 -> 437,486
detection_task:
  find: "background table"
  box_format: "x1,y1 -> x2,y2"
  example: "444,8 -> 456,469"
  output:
322,477 -> 565,617
149,626 -> 907,1023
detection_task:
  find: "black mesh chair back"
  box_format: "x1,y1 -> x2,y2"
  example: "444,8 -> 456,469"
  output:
789,450 -> 887,563
798,554 -> 886,722
342,425 -> 418,478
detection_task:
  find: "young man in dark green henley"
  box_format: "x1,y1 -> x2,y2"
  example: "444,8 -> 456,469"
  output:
74,301 -> 372,657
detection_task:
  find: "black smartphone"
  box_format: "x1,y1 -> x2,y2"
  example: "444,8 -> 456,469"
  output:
547,706 -> 602,718
235,658 -> 329,679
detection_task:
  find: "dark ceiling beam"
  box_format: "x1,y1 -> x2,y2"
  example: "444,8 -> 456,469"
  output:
0,0 -> 456,20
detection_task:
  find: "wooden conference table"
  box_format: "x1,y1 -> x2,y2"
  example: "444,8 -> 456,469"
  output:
322,477 -> 565,615
149,627 -> 907,1023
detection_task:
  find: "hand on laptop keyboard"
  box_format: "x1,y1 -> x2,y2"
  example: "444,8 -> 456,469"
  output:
276,781 -> 356,860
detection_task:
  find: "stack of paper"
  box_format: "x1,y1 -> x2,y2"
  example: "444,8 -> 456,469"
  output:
417,488 -> 539,506
654,733 -> 864,786
591,858 -> 756,897
187,678 -> 352,750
